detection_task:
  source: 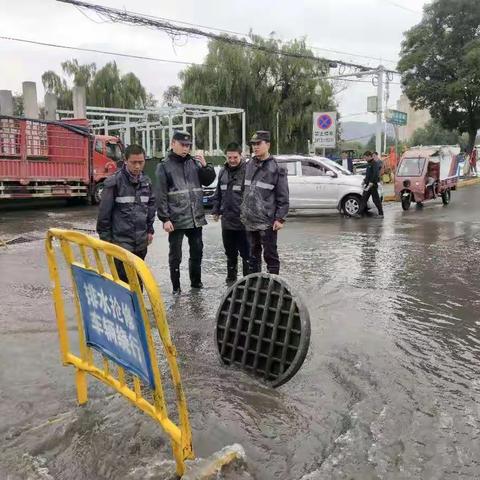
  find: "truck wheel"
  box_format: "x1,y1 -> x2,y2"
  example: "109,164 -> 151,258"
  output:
401,194 -> 411,211
94,182 -> 105,204
341,194 -> 362,216
441,189 -> 451,205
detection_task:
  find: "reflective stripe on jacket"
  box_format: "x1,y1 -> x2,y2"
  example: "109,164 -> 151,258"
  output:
155,151 -> 216,230
212,160 -> 246,231
96,166 -> 155,252
240,155 -> 289,231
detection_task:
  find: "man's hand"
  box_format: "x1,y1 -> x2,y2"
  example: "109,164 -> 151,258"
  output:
273,220 -> 284,231
213,214 -> 220,222
163,221 -> 174,233
147,233 -> 154,245
195,153 -> 207,167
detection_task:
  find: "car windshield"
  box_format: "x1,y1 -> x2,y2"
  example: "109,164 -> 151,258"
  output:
106,143 -> 123,162
397,157 -> 426,177
322,158 -> 352,175
205,166 -> 222,187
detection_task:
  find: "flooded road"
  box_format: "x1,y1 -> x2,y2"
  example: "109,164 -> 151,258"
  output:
1,187 -> 480,479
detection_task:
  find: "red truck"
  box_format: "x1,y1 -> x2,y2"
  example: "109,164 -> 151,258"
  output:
0,115 -> 123,204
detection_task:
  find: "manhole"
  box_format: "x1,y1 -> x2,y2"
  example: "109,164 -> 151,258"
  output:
215,273 -> 310,387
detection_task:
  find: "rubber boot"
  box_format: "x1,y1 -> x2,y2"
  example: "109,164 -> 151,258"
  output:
226,257 -> 238,285
242,259 -> 249,277
189,259 -> 203,289
170,266 -> 181,294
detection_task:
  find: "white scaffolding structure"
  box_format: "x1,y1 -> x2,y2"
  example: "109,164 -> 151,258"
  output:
57,104 -> 246,157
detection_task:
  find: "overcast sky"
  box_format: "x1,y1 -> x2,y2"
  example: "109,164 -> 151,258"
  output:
1,0 -> 428,126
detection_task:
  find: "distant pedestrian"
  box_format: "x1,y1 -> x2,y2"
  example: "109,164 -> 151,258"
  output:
362,150 -> 384,218
212,142 -> 249,285
373,151 -> 384,179
241,130 -> 289,275
155,131 -> 216,294
341,151 -> 353,173
470,147 -> 478,176
96,144 -> 155,284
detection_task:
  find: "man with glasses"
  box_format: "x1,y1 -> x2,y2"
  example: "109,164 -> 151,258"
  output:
241,130 -> 289,275
156,131 -> 216,294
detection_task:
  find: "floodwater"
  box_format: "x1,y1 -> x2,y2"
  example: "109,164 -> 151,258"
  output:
1,186 -> 480,479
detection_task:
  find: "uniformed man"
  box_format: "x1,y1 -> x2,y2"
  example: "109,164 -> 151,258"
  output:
212,142 -> 249,285
241,130 -> 289,275
362,151 -> 384,217
96,144 -> 156,283
155,131 -> 216,294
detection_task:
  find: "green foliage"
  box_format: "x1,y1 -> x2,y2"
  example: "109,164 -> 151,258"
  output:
338,140 -> 364,157
42,59 -> 151,110
178,34 -> 335,153
398,0 -> 480,150
409,119 -> 466,147
12,93 -> 23,116
365,134 -> 396,153
163,85 -> 181,105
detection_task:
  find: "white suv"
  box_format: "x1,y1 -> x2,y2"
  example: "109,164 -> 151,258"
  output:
276,155 -> 383,216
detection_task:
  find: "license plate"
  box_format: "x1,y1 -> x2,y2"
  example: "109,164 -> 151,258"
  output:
203,198 -> 208,204
402,193 -> 410,197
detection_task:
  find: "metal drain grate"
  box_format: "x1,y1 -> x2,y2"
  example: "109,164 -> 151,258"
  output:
215,273 -> 310,387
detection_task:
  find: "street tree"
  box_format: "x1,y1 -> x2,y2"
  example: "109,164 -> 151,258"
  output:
398,0 -> 480,152
42,59 -> 152,110
179,35 -> 335,153
410,119 -> 466,147
163,85 -> 181,105
41,70 -> 72,109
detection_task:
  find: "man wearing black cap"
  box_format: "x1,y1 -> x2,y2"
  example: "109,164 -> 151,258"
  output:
212,142 -> 249,285
362,150 -> 384,217
241,130 -> 289,275
155,131 -> 216,293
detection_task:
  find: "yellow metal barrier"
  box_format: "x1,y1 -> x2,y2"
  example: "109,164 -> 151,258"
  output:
45,228 -> 193,477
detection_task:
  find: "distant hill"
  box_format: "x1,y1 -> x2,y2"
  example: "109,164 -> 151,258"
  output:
340,121 -> 376,145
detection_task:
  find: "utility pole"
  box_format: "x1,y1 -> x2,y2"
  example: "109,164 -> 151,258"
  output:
375,65 -> 384,155
383,72 -> 390,155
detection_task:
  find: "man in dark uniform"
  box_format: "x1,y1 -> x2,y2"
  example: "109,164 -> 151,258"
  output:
155,131 -> 216,294
96,144 -> 156,284
241,130 -> 289,275
362,150 -> 384,217
212,142 -> 249,285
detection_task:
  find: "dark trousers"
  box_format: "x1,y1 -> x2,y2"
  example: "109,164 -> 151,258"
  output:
222,229 -> 250,281
362,185 -> 384,215
114,249 -> 147,288
247,229 -> 280,275
168,227 -> 203,289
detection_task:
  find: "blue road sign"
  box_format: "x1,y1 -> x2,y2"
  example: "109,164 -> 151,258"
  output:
317,114 -> 333,130
72,265 -> 155,387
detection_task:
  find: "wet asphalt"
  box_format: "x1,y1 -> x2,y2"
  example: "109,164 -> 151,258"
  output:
1,186 -> 480,479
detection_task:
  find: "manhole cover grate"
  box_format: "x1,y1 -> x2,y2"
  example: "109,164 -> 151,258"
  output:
215,273 -> 310,387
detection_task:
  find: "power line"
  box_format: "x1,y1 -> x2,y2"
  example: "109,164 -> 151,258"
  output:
382,0 -> 422,14
57,0 -> 397,73
0,35 -> 199,66
64,0 -> 400,67
311,46 -> 397,65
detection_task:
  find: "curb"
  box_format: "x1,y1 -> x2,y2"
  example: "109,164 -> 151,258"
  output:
383,177 -> 480,203
457,177 -> 480,188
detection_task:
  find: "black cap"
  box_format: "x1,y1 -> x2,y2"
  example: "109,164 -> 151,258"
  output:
250,130 -> 271,143
172,131 -> 192,145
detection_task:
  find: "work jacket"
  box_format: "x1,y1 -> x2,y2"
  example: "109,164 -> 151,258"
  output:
96,166 -> 155,252
155,151 -> 216,230
240,156 -> 289,231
